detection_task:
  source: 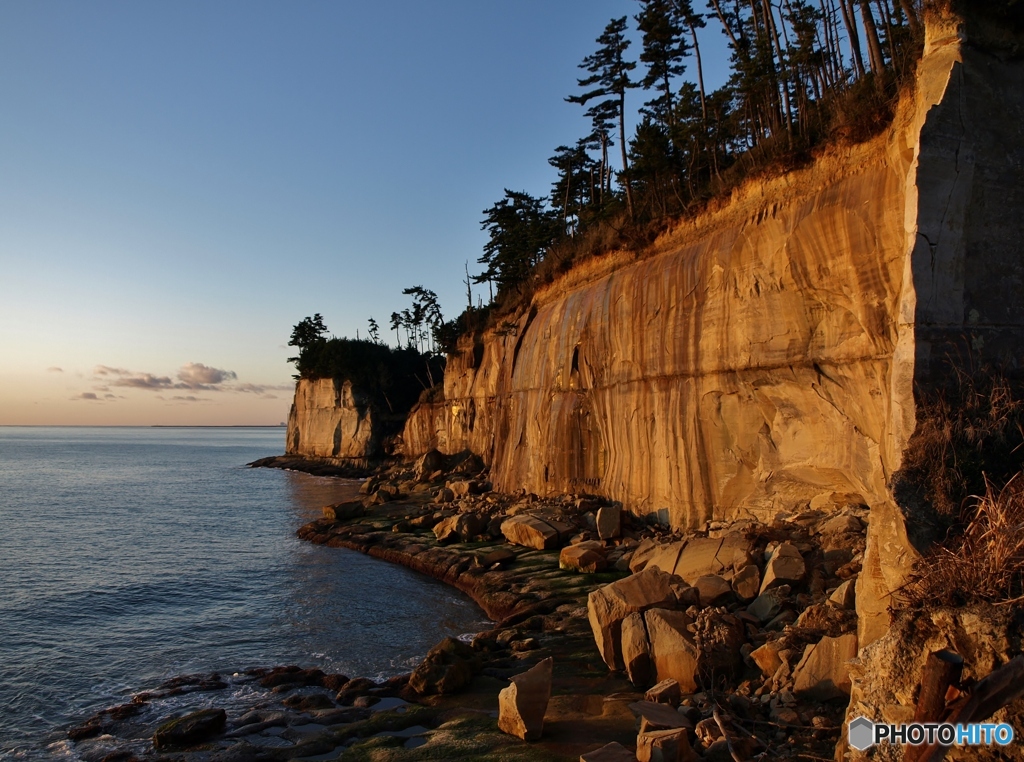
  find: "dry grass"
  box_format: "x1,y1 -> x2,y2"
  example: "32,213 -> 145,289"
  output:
902,474 -> 1024,607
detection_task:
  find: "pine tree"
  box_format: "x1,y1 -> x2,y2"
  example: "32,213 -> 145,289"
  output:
567,17 -> 639,218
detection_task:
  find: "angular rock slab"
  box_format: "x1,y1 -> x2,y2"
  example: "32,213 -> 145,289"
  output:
588,567 -> 676,669
498,657 -> 553,741
644,608 -> 698,693
731,564 -> 760,601
693,574 -> 731,606
760,543 -> 806,593
644,678 -> 681,706
642,533 -> 751,583
746,584 -> 790,622
501,514 -> 571,550
792,633 -> 857,701
560,545 -> 608,573
628,700 -> 692,732
621,612 -> 653,687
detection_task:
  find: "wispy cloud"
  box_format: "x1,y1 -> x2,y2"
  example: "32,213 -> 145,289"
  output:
47,366 -> 64,373
75,392 -> 100,401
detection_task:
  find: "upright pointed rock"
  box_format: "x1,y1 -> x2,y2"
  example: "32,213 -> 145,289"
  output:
498,657 -> 553,741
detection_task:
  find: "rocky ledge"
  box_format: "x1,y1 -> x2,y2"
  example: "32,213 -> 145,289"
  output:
73,450 -> 876,761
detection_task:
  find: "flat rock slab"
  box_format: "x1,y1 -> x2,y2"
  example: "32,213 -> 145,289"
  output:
560,545 -> 608,573
628,700 -> 692,731
643,534 -> 751,583
498,657 -> 553,741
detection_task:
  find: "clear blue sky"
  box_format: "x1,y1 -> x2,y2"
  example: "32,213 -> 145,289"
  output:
0,0 -> 731,425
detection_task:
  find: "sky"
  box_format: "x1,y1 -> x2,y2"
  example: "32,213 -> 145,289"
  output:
0,1 -> 731,426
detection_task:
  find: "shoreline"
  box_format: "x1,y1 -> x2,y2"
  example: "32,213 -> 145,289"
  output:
65,455 -> 855,760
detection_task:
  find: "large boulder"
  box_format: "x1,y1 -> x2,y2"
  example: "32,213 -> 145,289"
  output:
644,608 -> 698,693
637,726 -> 697,762
759,543 -> 806,593
501,514 -> 572,550
153,708 -> 226,750
588,567 -> 677,669
792,633 -> 857,701
414,448 -> 445,481
621,612 -> 653,687
408,637 -> 479,695
498,657 -> 553,741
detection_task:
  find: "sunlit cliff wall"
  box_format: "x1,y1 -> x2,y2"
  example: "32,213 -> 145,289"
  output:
403,9 -> 1024,544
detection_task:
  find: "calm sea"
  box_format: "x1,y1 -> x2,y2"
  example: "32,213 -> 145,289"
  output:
0,427 -> 485,760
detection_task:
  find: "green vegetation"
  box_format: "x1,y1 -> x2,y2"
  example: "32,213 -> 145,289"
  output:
288,314 -> 443,415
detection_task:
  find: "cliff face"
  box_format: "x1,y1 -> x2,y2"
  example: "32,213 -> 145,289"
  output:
286,377 -> 381,461
288,9 -> 1024,645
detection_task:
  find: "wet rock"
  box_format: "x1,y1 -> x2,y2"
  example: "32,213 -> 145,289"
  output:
335,677 -> 378,705
501,514 -> 571,550
497,657 -> 553,741
746,585 -> 790,622
408,637 -> 479,695
581,742 -> 637,762
559,545 -> 607,573
731,564 -> 760,601
621,612 -> 653,687
596,505 -> 622,540
637,726 -> 697,762
588,567 -> 677,669
792,633 -> 857,701
644,678 -> 681,706
282,692 -> 334,711
322,501 -> 365,521
760,544 -> 805,593
153,708 -> 226,750
644,608 -> 698,692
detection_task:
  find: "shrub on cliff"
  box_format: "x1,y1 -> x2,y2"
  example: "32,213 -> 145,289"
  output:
288,316 -> 442,416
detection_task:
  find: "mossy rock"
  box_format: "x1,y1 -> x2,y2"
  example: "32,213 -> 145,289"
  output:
152,707 -> 226,749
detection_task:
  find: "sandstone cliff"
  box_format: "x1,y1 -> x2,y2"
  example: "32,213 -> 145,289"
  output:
286,377 -> 383,463
289,8 -> 1024,646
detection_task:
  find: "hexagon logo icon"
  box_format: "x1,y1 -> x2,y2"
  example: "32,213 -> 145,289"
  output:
848,716 -> 875,751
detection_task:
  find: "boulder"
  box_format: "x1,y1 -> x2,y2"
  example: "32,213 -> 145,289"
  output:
588,567 -> 677,669
322,501 -> 365,521
502,514 -> 571,550
644,678 -> 681,706
408,637 -> 479,695
629,537 -> 660,573
816,513 -> 863,535
746,585 -> 790,622
581,742 -> 637,762
596,505 -> 622,540
497,657 -> 553,741
433,513 -> 485,543
759,543 -> 806,593
693,575 -> 732,606
449,479 -> 482,497
828,579 -> 856,610
434,487 -> 455,504
731,564 -> 760,601
414,449 -> 445,481
560,545 -> 608,573
644,608 -> 698,692
644,534 -> 751,583
792,633 -> 857,701
637,726 -> 697,762
621,612 -> 653,687
153,708 -> 226,750
749,642 -> 784,678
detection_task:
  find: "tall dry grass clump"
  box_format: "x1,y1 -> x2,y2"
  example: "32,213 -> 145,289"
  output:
902,474 -> 1024,607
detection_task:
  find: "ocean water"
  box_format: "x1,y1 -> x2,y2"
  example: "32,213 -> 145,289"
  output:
0,427 -> 486,759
